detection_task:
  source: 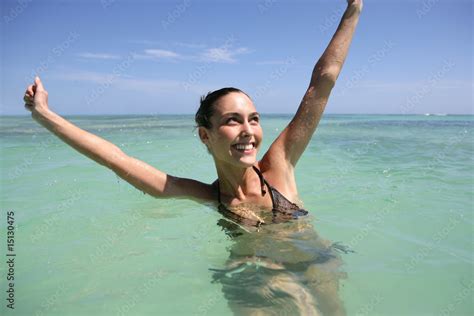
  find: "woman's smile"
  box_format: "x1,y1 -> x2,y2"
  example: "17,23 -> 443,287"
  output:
231,142 -> 256,154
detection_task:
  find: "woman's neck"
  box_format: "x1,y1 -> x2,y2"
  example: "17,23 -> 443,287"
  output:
215,162 -> 261,203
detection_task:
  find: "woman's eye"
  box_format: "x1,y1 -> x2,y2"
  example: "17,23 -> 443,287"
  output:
252,117 -> 260,122
226,117 -> 238,124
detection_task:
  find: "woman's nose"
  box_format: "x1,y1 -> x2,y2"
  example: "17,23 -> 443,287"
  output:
241,120 -> 253,136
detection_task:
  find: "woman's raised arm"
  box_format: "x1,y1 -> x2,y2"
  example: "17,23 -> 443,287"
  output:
263,0 -> 363,168
24,77 -> 213,202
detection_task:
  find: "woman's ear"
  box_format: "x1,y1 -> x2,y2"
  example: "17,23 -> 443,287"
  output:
198,127 -> 212,154
198,127 -> 209,145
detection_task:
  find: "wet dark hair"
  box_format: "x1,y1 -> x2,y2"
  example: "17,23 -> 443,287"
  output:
195,87 -> 249,129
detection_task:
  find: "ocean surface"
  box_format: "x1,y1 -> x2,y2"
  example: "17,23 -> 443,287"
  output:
0,114 -> 472,315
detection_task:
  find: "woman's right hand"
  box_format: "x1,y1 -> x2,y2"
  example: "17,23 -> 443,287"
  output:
24,76 -> 50,114
347,0 -> 363,12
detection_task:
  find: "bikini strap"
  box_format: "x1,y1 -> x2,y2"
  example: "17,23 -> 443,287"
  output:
252,166 -> 275,208
251,165 -> 267,197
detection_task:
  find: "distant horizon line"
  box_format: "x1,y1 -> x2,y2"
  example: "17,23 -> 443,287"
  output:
1,112 -> 472,117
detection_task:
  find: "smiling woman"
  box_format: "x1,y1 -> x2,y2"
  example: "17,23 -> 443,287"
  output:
23,1 -> 363,314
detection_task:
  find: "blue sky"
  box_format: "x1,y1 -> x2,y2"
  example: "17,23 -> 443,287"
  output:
1,0 -> 472,115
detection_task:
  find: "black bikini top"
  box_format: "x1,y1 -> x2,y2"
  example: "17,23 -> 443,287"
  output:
216,166 -> 308,226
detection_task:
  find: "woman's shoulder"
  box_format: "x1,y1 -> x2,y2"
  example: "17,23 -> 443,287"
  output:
166,175 -> 217,204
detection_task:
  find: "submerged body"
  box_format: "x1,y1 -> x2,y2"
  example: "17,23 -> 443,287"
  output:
213,216 -> 349,316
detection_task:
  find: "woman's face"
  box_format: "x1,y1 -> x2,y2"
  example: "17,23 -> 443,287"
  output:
200,92 -> 263,168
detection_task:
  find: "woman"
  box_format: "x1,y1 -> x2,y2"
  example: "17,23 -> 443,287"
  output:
24,1 -> 362,314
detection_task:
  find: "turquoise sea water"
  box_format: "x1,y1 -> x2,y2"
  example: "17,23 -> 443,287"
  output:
0,114 -> 473,315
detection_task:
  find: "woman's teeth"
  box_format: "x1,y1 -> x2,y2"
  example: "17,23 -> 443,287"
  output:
233,143 -> 255,151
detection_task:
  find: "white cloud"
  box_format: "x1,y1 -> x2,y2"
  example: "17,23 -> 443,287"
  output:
77,42 -> 252,64
144,49 -> 180,59
82,41 -> 252,64
201,48 -> 235,63
132,49 -> 184,61
200,47 -> 250,63
132,45 -> 250,64
77,53 -> 120,60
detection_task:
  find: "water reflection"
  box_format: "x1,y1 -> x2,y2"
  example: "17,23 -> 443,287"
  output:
211,217 -> 351,316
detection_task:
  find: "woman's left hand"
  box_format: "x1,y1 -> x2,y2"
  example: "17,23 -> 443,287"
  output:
23,76 -> 50,115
